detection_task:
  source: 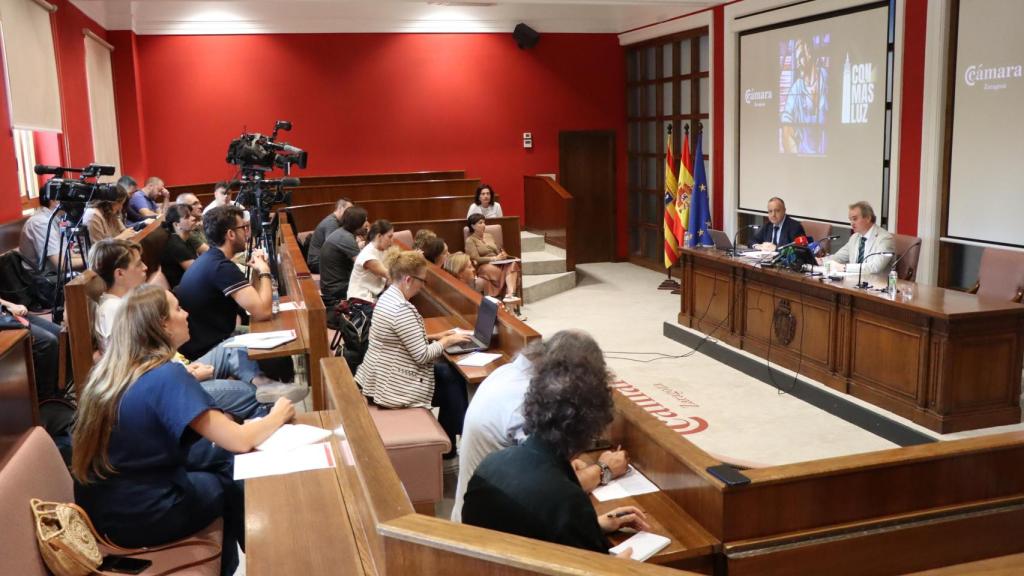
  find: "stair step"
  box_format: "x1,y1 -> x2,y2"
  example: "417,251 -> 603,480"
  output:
522,271 -> 576,304
520,231 -> 546,253
520,250 -> 566,275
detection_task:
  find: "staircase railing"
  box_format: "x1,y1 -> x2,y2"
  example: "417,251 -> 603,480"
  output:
523,176 -> 575,271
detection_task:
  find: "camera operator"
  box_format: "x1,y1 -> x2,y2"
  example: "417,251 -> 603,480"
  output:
126,176 -> 170,226
19,194 -> 86,278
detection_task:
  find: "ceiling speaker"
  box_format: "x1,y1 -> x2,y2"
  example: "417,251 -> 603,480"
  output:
513,23 -> 540,50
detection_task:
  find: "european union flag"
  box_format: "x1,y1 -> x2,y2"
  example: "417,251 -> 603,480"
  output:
686,135 -> 713,247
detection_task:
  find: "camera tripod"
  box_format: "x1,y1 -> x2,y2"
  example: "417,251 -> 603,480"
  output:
40,203 -> 91,324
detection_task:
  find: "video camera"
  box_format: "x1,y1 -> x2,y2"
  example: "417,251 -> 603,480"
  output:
34,164 -> 121,205
225,120 -> 308,171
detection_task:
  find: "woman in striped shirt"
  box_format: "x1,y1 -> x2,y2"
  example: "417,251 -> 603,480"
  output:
355,251 -> 472,462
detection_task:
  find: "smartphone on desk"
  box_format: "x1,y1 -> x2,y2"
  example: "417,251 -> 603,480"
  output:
98,555 -> 153,574
706,464 -> 751,487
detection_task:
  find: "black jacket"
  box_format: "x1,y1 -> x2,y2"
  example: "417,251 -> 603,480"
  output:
462,435 -> 610,553
750,217 -> 806,247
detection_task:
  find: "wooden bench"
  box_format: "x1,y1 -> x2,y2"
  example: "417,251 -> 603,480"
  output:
317,356 -> 694,575
284,195 -> 476,233
195,178 -> 479,210
607,388 -> 1024,574
0,330 -> 37,440
168,170 -> 466,200
391,215 -> 522,260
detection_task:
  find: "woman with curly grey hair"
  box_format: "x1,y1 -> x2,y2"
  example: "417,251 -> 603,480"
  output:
461,330 -> 649,556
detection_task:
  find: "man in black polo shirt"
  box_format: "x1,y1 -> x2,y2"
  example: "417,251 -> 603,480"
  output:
319,205 -> 368,308
307,197 -> 352,273
175,205 -> 307,402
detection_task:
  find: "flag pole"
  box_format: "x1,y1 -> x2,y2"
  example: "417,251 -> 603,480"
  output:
659,122 -> 681,291
670,123 -> 692,295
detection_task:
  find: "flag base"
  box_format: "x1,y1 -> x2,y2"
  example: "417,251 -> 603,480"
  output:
658,278 -> 680,290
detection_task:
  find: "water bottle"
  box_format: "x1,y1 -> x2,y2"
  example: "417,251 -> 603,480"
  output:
271,277 -> 280,315
887,269 -> 898,297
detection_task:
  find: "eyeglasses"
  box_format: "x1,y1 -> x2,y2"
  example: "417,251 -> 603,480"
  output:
232,224 -> 251,231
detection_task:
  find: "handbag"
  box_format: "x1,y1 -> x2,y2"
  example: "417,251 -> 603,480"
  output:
31,498 -> 221,576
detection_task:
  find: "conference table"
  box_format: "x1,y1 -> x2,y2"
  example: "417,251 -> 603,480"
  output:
677,246 -> 1024,433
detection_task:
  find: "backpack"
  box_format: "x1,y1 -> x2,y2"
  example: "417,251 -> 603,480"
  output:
329,299 -> 374,372
0,250 -> 53,311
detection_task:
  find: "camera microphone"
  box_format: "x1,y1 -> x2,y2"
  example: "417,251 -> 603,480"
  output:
34,165 -> 66,176
87,164 -> 117,176
281,177 -> 301,187
275,120 -> 292,132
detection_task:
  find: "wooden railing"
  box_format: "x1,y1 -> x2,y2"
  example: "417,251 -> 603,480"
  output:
168,170 -> 466,199
523,175 -> 575,270
282,196 -> 474,234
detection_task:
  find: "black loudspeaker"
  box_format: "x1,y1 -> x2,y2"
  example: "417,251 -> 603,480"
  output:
513,23 -> 540,50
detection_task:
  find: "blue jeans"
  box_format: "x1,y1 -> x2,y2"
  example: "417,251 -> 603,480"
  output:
199,379 -> 269,421
196,344 -> 263,384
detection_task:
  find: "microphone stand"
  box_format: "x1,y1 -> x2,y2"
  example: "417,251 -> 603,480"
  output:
888,241 -> 922,279
854,251 -> 896,289
730,225 -> 760,256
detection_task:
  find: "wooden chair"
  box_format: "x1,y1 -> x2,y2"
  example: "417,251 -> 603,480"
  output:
800,220 -> 832,255
393,229 -> 414,249
63,270 -> 105,390
892,233 -> 922,282
969,247 -> 1024,302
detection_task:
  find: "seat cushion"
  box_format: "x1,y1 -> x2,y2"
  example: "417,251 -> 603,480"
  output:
101,519 -> 223,576
0,427 -> 75,576
367,406 -> 450,503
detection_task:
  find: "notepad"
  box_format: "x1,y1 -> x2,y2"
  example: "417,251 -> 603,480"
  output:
222,330 -> 296,350
255,424 -> 332,452
233,442 -> 335,480
456,352 -> 503,367
592,465 -> 660,502
609,531 -> 671,562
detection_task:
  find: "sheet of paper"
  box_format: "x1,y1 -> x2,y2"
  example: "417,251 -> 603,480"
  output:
456,352 -> 503,367
223,330 -> 296,350
608,531 -> 671,562
277,301 -> 301,311
234,441 -> 335,480
489,258 -> 520,265
256,424 -> 332,452
738,250 -> 776,258
592,465 -> 660,502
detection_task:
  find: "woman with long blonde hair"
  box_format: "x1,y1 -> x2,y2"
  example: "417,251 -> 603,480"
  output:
72,284 -> 294,576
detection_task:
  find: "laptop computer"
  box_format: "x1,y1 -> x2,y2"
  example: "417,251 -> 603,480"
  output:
444,296 -> 500,354
709,229 -> 733,251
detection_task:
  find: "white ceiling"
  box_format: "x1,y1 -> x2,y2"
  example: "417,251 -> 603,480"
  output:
70,0 -> 716,35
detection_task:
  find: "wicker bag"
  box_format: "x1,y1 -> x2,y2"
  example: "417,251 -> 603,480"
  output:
30,498 -> 222,576
31,498 -> 103,576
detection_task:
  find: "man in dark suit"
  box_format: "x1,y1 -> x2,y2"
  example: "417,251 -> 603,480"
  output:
750,197 -> 806,250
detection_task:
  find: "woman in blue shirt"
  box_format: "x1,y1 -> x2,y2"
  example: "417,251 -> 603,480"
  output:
72,284 -> 295,576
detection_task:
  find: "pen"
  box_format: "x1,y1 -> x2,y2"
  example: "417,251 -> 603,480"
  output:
606,511 -> 632,518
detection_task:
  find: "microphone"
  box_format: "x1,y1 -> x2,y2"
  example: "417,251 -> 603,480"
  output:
888,240 -> 922,275
807,234 -> 840,256
855,251 -> 897,289
730,224 -> 760,254
34,165 -> 66,176
275,120 -> 292,132
775,235 -> 809,251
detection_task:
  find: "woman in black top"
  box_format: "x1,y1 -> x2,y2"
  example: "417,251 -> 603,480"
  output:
161,204 -> 199,289
462,330 -> 649,556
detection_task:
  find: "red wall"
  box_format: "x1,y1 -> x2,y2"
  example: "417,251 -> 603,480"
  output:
896,0 -> 927,236
129,33 -> 628,255
0,44 -> 21,223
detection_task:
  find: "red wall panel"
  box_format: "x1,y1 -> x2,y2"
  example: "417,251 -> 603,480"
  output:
0,45 -> 20,223
896,0 -> 927,236
133,33 -> 627,255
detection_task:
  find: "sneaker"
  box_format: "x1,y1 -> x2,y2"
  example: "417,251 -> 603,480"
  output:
443,456 -> 460,475
255,381 -> 310,404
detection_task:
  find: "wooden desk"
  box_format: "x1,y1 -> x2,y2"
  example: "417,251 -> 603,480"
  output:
0,330 -> 36,435
244,411 -> 365,576
678,247 -> 1024,433
423,316 -> 508,384
246,297 -> 308,361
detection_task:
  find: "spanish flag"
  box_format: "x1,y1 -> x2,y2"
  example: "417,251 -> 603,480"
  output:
674,131 -> 693,249
663,128 -> 681,268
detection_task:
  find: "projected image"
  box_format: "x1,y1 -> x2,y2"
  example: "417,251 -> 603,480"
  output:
778,36 -> 830,156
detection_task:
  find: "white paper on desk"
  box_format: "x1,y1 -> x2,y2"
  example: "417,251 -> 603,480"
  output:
489,258 -> 520,265
592,465 -> 660,502
277,301 -> 301,311
609,532 -> 671,562
456,352 -> 502,367
255,424 -> 332,452
234,441 -> 335,480
738,250 -> 775,258
222,330 -> 296,350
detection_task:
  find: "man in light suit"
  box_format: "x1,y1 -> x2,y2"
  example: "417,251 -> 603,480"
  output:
750,197 -> 806,250
821,201 -> 894,274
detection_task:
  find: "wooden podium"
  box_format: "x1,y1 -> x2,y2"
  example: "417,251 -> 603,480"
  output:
677,247 -> 1024,433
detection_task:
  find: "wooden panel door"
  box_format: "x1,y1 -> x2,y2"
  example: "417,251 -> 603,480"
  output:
559,131 -> 616,263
